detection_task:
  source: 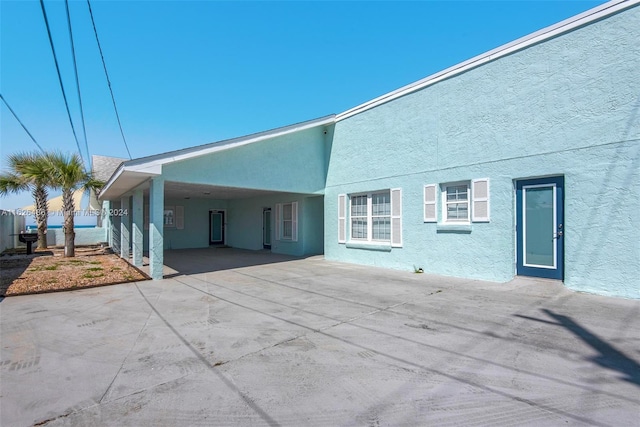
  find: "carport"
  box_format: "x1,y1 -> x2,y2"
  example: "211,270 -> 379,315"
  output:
99,116 -> 334,279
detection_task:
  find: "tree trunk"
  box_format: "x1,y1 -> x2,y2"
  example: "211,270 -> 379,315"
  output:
64,229 -> 75,257
63,189 -> 75,257
33,185 -> 48,249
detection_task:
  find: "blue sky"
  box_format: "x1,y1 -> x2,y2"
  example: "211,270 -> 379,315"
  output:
1,0 -> 606,210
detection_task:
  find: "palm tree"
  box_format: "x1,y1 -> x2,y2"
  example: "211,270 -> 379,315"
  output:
46,152 -> 104,257
0,152 -> 53,249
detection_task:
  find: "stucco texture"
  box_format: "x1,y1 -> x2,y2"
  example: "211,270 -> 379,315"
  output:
162,127 -> 328,194
324,6 -> 640,298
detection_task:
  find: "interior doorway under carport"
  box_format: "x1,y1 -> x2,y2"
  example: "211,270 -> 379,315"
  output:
209,209 -> 226,246
263,208 -> 272,249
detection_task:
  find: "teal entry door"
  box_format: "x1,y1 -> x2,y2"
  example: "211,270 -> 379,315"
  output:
210,210 -> 225,245
516,177 -> 564,280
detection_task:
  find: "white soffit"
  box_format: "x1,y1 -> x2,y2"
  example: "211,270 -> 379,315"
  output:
336,0 -> 638,121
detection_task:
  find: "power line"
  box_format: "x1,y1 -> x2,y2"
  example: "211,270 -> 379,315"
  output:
86,0 -> 132,160
39,0 -> 85,164
64,0 -> 91,166
0,94 -> 46,153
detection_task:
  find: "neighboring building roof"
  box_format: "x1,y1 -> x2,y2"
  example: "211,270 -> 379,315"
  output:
336,0 -> 639,121
92,155 -> 127,182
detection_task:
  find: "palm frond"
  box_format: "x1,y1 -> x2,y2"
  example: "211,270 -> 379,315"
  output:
0,172 -> 30,195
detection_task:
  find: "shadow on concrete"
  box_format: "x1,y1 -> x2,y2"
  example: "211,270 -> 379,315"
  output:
161,247 -> 307,277
516,309 -> 640,387
155,276 -> 631,425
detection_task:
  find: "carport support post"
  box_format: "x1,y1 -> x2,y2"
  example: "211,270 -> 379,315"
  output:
149,177 -> 164,280
103,201 -> 112,247
132,189 -> 143,267
120,196 -> 130,260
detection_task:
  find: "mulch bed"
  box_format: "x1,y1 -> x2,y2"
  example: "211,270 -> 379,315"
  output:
0,246 -> 149,296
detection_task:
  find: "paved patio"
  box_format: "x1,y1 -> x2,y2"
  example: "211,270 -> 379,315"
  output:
1,248 -> 639,426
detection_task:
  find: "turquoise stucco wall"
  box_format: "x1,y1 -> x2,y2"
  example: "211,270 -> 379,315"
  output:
324,6 -> 640,298
162,127 -> 328,194
303,196 -> 324,256
227,194 -> 323,257
162,198 -> 228,249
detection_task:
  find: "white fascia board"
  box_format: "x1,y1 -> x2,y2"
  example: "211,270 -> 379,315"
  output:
98,164 -> 160,200
98,163 -> 125,200
125,114 -> 336,173
336,0 -> 638,121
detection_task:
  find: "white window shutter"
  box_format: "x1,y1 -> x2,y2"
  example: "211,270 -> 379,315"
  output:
423,184 -> 437,222
338,194 -> 346,243
390,188 -> 402,247
291,202 -> 298,242
472,178 -> 490,222
175,206 -> 184,230
275,203 -> 281,240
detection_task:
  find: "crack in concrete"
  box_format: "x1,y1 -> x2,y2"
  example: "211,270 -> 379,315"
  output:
319,301 -> 408,332
173,276 -> 412,369
32,411 -> 72,426
31,375 -> 191,426
134,282 -> 281,427
98,285 -> 161,404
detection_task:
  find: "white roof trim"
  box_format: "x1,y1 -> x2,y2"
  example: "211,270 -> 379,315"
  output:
125,114 -> 335,170
336,0 -> 638,121
99,114 -> 335,199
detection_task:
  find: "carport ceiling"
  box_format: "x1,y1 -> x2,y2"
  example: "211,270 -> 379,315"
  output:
164,181 -> 281,200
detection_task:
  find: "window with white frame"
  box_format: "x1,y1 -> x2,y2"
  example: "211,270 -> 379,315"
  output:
282,203 -> 293,239
350,191 -> 391,241
276,202 -> 298,241
350,195 -> 368,239
430,178 -> 490,224
442,183 -> 470,223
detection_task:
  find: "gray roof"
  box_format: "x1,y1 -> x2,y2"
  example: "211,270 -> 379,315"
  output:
92,155 -> 127,182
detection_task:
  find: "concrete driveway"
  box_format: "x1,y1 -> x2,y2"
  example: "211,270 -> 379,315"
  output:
1,248 -> 639,426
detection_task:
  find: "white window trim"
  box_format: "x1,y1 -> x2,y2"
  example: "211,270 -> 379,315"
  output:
390,188 -> 402,247
348,191 -> 392,244
423,184 -> 437,222
338,194 -> 347,244
441,181 -> 470,225
276,202 -> 298,242
437,178 -> 491,225
471,178 -> 490,222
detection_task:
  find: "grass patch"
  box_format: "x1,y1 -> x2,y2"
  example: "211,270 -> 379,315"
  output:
82,272 -> 104,279
86,267 -> 103,272
29,264 -> 60,272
